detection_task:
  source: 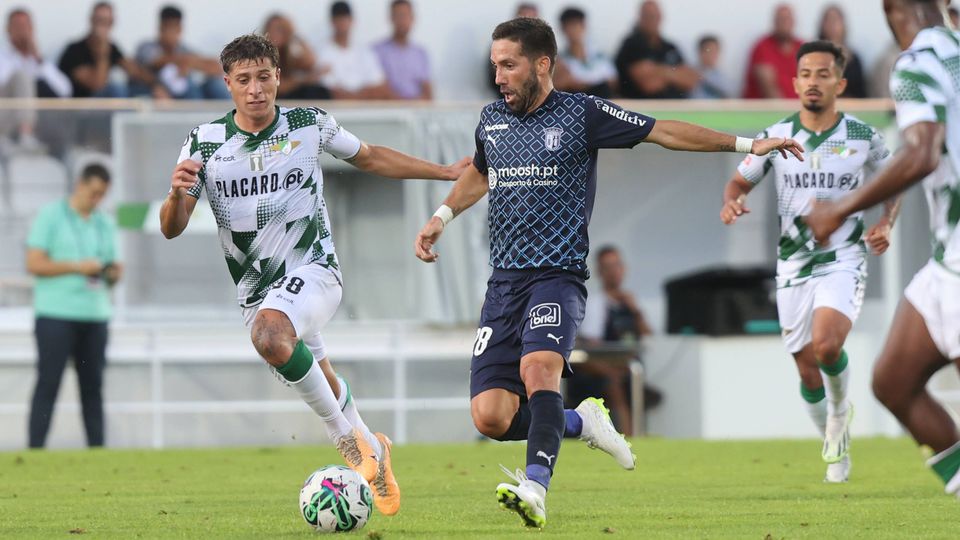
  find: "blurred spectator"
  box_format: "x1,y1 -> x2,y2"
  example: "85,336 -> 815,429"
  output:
743,4 -> 803,99
488,3 -> 540,96
26,164 -> 121,448
318,1 -> 391,100
133,5 -> 228,100
690,35 -> 734,99
572,246 -> 660,435
554,7 -> 617,98
869,42 -> 900,98
59,2 -> 155,98
264,13 -> 329,100
818,5 -> 866,98
374,0 -> 432,100
0,8 -> 71,152
515,3 -> 539,19
615,0 -> 698,99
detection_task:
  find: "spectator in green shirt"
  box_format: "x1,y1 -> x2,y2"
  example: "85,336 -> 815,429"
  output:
25,163 -> 120,448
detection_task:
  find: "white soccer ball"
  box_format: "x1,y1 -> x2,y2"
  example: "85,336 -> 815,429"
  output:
299,465 -> 374,533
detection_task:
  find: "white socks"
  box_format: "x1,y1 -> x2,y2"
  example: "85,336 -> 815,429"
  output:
805,397 -> 828,436
820,351 -> 850,417
289,361 -> 354,443
337,376 -> 383,459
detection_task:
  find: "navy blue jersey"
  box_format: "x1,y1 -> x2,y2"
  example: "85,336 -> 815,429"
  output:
474,90 -> 655,275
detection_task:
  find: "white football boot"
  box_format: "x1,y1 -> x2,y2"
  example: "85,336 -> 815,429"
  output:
576,397 -> 636,470
496,466 -> 547,528
825,454 -> 851,483
823,402 -> 854,464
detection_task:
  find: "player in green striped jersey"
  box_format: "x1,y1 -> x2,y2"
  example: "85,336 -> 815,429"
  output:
722,41 -> 900,482
806,0 -> 960,498
159,34 -> 468,515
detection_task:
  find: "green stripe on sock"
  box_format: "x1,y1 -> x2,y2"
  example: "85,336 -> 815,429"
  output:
800,383 -> 826,403
930,444 -> 960,485
819,350 -> 849,376
337,376 -> 353,411
275,340 -> 313,382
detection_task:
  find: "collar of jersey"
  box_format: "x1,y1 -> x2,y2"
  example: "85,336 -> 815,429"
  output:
791,111 -> 844,152
227,106 -> 281,151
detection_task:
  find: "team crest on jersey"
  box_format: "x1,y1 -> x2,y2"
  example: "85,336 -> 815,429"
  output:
488,167 -> 498,190
543,127 -> 563,151
831,146 -> 857,158
271,139 -> 301,155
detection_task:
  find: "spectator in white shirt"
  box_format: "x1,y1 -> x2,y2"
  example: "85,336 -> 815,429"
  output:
554,7 -> 617,98
318,1 -> 391,100
0,8 -> 71,150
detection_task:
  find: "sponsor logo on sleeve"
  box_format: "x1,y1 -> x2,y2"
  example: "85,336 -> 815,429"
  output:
594,98 -> 647,127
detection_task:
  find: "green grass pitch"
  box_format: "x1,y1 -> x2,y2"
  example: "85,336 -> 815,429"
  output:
1,437 -> 955,539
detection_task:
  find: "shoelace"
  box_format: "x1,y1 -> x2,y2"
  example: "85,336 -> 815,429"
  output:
498,464 -> 527,484
372,459 -> 388,495
336,436 -> 362,467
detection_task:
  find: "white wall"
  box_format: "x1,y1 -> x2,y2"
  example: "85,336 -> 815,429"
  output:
6,0 -> 890,100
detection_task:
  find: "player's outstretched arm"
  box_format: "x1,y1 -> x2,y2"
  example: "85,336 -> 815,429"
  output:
160,159 -> 201,239
347,142 -> 470,181
646,120 -> 804,160
414,163 -> 488,263
805,121 -> 944,244
720,172 -> 755,225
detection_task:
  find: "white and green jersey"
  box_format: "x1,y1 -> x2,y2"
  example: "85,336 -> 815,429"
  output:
891,26 -> 960,274
177,106 -> 361,307
737,112 -> 890,287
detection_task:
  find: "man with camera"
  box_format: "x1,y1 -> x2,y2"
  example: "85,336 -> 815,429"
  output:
25,163 -> 121,448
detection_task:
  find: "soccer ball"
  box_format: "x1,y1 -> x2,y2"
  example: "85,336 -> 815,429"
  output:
299,465 -> 374,533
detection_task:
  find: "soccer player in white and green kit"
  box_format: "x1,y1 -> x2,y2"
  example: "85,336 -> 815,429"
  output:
721,40 -> 899,482
159,34 -> 468,516
807,0 -> 960,499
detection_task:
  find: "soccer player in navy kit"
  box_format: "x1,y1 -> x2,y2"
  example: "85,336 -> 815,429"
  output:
415,18 -> 803,528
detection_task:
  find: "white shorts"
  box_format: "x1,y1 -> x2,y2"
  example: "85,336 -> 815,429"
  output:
776,269 -> 866,354
905,261 -> 960,360
241,263 -> 342,360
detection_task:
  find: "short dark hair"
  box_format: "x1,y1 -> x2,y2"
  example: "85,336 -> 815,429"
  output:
595,245 -> 619,262
796,39 -> 847,73
219,33 -> 279,73
80,163 -> 110,184
698,35 -> 719,50
7,7 -> 28,23
492,17 -> 558,71
559,7 -> 585,26
160,5 -> 182,22
92,1 -> 112,13
391,0 -> 411,9
331,1 -> 352,18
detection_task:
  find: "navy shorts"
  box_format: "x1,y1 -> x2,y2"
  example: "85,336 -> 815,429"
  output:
469,267 -> 587,398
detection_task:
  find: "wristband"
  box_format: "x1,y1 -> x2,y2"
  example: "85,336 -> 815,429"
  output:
433,205 -> 454,227
735,136 -> 754,153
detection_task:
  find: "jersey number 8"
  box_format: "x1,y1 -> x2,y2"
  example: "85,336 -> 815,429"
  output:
272,276 -> 306,295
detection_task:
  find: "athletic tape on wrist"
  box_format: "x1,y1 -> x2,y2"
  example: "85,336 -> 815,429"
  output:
433,204 -> 454,227
735,136 -> 754,153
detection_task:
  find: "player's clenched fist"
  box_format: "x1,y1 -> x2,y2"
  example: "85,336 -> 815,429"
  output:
414,217 -> 444,263
170,159 -> 202,197
720,194 -> 750,225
